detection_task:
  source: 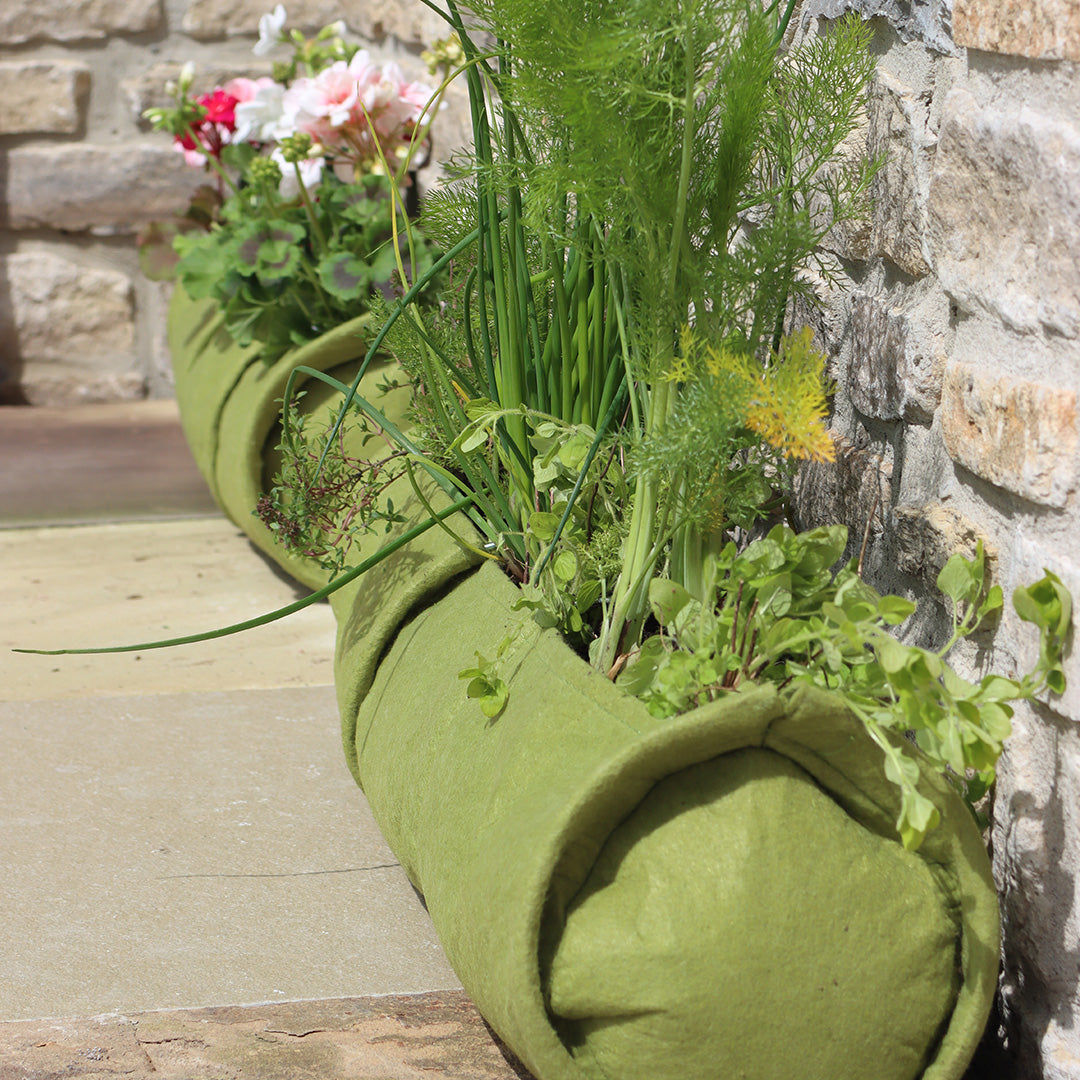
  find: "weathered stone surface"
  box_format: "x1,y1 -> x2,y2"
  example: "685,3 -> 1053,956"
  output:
0,0 -> 162,44
993,705 -> 1080,1080
928,89 -> 1080,339
940,362 -> 1078,508
799,0 -> 958,56
181,0 -> 446,44
182,0 -> 345,39
794,431 -> 893,546
814,121 -> 874,264
346,0 -> 450,49
892,502 -> 995,580
955,0 -> 1080,62
0,993 -> 529,1079
868,70 -> 932,279
0,61 -> 90,135
2,144 -> 203,234
0,251 -> 134,368
20,367 -> 147,407
848,294 -> 944,423
849,295 -> 906,420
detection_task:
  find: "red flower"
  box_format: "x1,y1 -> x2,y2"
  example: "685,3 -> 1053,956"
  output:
174,88 -> 240,165
199,89 -> 239,131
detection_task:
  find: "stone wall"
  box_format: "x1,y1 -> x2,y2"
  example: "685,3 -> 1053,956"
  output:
791,2 -> 1080,1077
2,0 -> 1078,1074
0,0 -> 465,404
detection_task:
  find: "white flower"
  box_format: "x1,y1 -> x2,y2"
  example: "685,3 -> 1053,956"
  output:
253,4 -> 287,56
272,146 -> 324,199
233,80 -> 285,142
177,61 -> 196,92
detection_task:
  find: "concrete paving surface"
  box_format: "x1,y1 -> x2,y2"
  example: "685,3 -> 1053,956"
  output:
0,401 -> 530,1078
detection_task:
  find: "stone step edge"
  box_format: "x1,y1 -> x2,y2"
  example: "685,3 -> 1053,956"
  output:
0,989 -> 534,1079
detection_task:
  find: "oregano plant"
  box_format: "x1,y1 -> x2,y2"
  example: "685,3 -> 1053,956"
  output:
619,526 -> 1069,849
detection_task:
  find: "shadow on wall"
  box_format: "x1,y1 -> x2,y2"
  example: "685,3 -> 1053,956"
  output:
1001,706 -> 1080,1080
0,147 -> 29,404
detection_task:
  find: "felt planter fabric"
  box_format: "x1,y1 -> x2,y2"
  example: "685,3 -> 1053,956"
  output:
166,286 -> 413,592
335,559 -> 999,1080
167,285 -> 1000,1080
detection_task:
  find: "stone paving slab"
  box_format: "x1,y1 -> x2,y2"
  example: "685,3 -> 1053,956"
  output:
0,686 -> 460,1023
0,401 -> 533,1078
0,992 -> 531,1079
0,400 -> 219,527
2,518 -> 337,701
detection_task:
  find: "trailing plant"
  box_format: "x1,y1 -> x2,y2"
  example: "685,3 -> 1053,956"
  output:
619,526 -> 1070,848
256,392 -> 408,576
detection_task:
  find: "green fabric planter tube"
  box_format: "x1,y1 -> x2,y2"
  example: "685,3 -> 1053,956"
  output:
167,286 -> 1001,1080
337,559 -> 998,1080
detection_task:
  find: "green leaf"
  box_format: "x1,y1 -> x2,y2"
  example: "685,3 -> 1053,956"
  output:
553,549 -> 579,583
1014,571 -> 1071,638
877,595 -> 916,626
978,584 -> 1004,620
173,231 -> 230,298
317,250 -> 373,301
937,547 -> 982,606
649,579 -> 693,627
528,511 -> 560,542
576,579 -> 602,612
875,635 -> 910,675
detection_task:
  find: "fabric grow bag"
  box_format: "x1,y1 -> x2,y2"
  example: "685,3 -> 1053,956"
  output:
168,286 -> 1000,1080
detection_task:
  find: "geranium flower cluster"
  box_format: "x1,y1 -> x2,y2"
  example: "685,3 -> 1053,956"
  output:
150,7 -> 438,197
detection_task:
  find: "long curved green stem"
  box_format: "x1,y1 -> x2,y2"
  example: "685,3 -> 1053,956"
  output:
14,495 -> 476,656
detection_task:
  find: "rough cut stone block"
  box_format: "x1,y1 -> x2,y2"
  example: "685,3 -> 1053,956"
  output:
793,433 -> 893,555
849,294 -> 943,423
868,70 -> 931,279
0,251 -> 135,370
182,0 -> 446,44
182,0 -> 347,39
993,706 -> 1080,1079
955,0 -> 1080,62
892,503 -> 994,579
928,90 -> 1080,339
2,144 -> 204,234
347,0 -> 449,47
940,362 -> 1078,508
799,0 -> 958,56
0,0 -> 162,44
815,122 -> 873,264
0,61 -> 90,135
21,367 -> 148,407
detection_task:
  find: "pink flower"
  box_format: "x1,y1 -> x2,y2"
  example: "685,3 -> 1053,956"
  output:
224,76 -> 274,104
281,52 -> 433,171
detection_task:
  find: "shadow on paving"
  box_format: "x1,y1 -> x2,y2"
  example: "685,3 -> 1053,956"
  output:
0,991 -> 536,1079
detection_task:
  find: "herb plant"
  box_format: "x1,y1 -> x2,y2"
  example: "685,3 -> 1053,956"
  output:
620,526 -> 1070,848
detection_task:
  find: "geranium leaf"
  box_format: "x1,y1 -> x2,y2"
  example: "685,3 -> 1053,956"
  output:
318,251 -> 373,301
